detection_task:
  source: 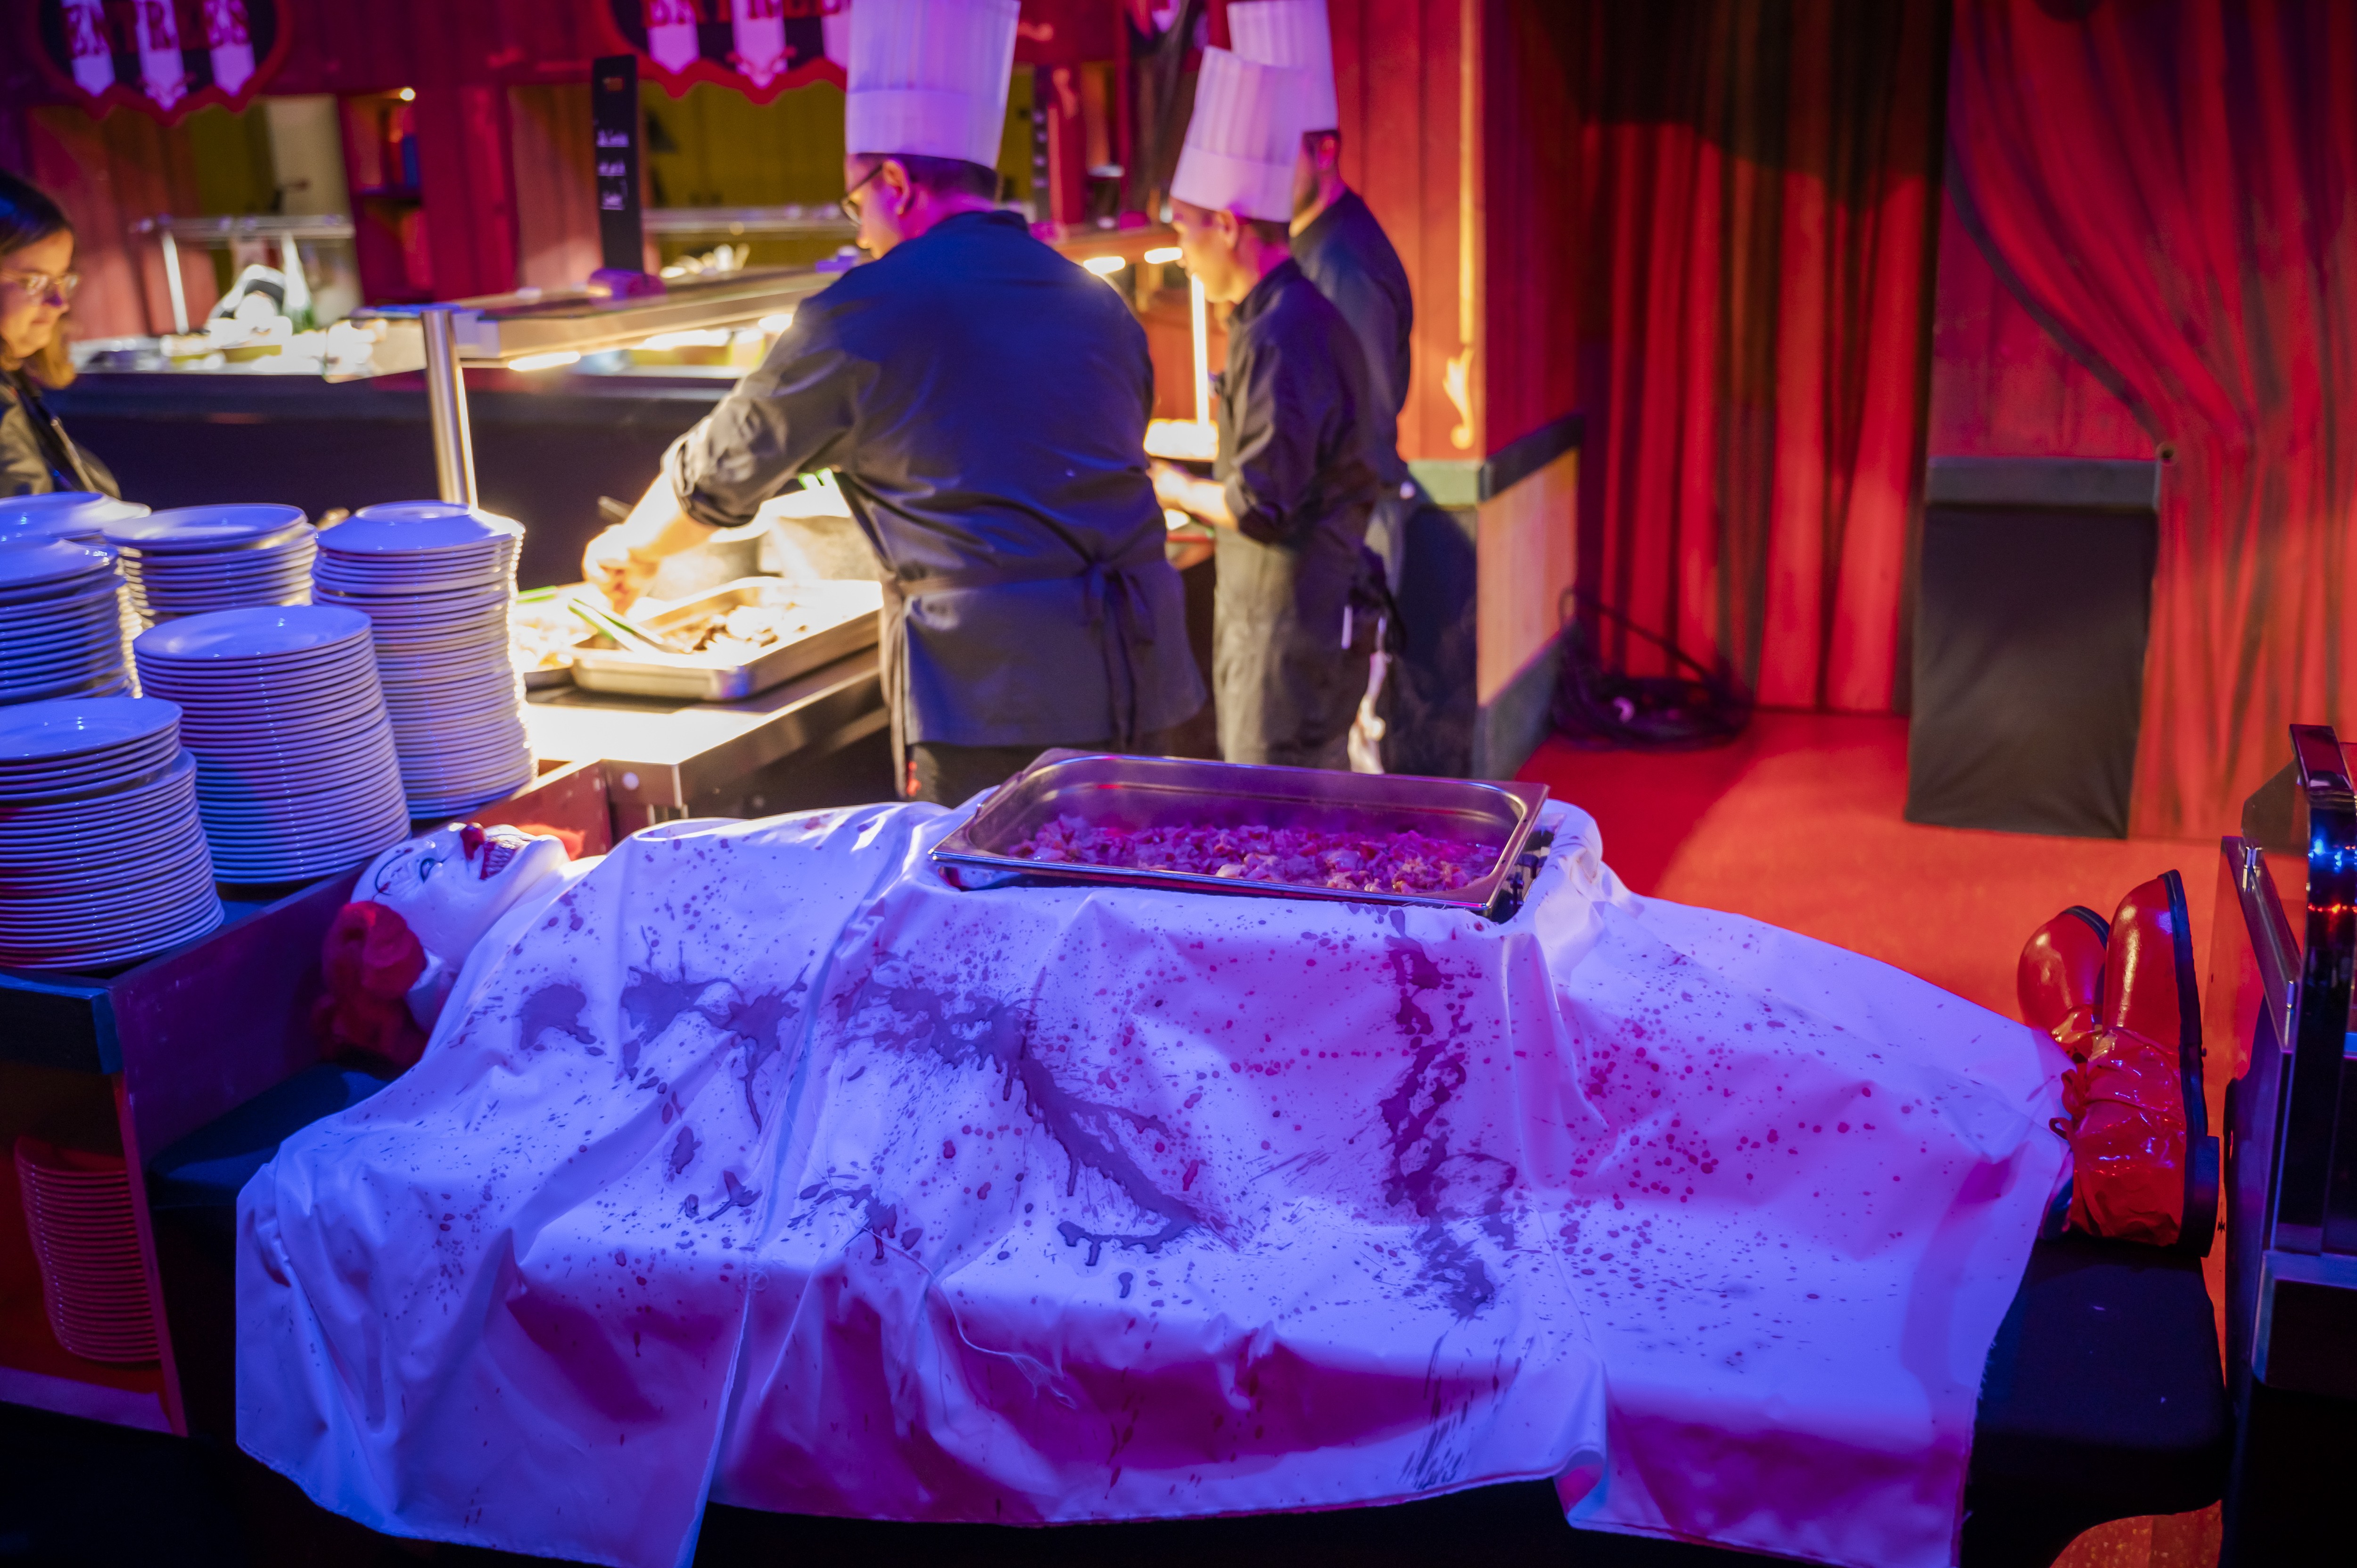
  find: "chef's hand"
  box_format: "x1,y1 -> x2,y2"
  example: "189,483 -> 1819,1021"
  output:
582,477 -> 717,607
1149,459 -> 1195,514
1150,460 -> 1236,530
581,525 -> 661,608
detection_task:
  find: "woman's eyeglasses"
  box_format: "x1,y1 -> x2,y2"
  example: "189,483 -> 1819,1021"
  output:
839,164 -> 883,224
0,270 -> 79,304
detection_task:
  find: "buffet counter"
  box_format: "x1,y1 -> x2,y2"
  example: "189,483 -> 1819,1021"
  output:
524,648 -> 890,831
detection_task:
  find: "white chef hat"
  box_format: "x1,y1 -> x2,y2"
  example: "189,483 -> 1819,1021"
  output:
844,0 -> 1020,167
1170,48 -> 1312,224
1227,0 -> 1339,133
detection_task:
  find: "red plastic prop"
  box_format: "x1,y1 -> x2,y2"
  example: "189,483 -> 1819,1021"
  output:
2063,875 -> 2197,1247
313,901 -> 430,1071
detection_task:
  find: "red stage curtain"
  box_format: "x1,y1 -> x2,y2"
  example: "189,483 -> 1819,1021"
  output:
1948,0 -> 2357,840
1572,0 -> 1946,713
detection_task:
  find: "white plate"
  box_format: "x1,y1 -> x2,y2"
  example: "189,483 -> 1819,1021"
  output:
404,769 -> 533,802
317,543 -> 516,572
0,669 -> 130,705
375,664 -> 519,694
391,715 -> 528,748
321,621 -> 510,651
0,493 -> 148,541
124,536 -> 313,567
198,783 -> 408,831
142,654 -> 382,696
0,829 -> 203,873
317,570 -> 515,597
0,747 -> 196,813
324,504 -> 523,551
127,564 -> 315,595
132,606 -> 373,664
0,539 -> 116,592
194,745 -> 402,794
0,625 -> 131,666
0,878 -> 218,933
0,869 -> 217,928
340,602 -> 512,633
105,506 -> 308,553
0,653 -> 124,689
0,872 -> 214,920
0,698 -> 178,768
3,904 -> 223,970
0,584 -> 123,624
394,707 -> 528,737
0,749 -> 181,802
401,761 -> 532,793
388,722 -> 527,753
177,699 -> 391,739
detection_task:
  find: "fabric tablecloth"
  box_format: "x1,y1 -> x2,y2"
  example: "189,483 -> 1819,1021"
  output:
239,798 -> 2062,1568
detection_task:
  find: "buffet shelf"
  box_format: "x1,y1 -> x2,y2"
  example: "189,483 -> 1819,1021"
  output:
0,761 -> 614,1437
525,648 -> 886,830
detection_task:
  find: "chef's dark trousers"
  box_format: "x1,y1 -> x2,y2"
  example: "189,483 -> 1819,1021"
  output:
905,725 -> 1194,807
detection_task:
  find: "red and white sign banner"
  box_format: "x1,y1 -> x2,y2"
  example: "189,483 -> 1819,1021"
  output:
30,0 -> 288,122
600,0 -> 849,104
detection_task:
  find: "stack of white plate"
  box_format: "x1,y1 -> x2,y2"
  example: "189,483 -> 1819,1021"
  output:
132,607 -> 412,883
15,1137 -> 159,1364
15,1137 -> 158,1364
2,495 -> 153,697
0,539 -> 130,706
0,697 -> 223,969
313,502 -> 532,816
105,504 -> 314,628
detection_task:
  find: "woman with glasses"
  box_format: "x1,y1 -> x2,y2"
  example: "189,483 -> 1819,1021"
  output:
1,172 -> 115,497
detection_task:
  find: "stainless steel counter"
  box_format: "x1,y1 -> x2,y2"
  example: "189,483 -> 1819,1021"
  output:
524,649 -> 887,830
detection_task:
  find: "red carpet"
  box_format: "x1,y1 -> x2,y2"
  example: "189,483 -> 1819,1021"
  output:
1517,711 -> 2217,1023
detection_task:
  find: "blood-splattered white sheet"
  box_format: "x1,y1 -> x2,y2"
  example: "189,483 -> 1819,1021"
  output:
237,799 -> 2063,1568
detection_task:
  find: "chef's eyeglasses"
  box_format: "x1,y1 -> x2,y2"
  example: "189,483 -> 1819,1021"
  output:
1,269 -> 78,304
839,164 -> 884,223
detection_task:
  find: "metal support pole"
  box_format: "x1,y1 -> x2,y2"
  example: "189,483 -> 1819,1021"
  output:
159,230 -> 189,335
420,307 -> 478,507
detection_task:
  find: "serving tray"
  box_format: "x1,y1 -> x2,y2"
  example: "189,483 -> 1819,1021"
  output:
567,577 -> 882,701
931,750 -> 1550,919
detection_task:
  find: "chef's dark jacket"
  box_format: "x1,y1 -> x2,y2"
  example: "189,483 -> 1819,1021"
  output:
1291,191 -> 1413,501
1211,258 -> 1382,767
666,209 -> 1203,751
1296,189 -> 1477,778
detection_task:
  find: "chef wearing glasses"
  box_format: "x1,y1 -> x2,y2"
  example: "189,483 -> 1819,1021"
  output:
580,0 -> 1202,805
0,173 -> 115,498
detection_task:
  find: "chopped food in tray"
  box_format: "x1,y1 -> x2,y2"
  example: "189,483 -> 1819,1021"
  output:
1009,813 -> 1500,894
658,601 -> 821,660
510,590 -> 594,672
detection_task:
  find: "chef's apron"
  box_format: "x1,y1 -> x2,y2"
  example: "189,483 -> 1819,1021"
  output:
879,536 -> 1173,790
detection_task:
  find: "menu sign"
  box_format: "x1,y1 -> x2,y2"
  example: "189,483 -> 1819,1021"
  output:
599,0 -> 847,103
29,0 -> 289,121
592,53 -> 646,277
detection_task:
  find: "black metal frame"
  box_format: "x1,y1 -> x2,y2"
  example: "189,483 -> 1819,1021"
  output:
2217,723 -> 2357,1562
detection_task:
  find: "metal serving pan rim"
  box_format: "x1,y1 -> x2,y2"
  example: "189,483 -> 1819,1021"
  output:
931,750 -> 1548,915
567,579 -> 880,673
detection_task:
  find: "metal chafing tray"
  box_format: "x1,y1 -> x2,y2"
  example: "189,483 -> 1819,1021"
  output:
567,577 -> 882,701
931,750 -> 1551,919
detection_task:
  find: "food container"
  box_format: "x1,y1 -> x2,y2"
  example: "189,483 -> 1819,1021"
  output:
567,577 -> 882,701
931,750 -> 1551,919
511,584 -> 591,689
